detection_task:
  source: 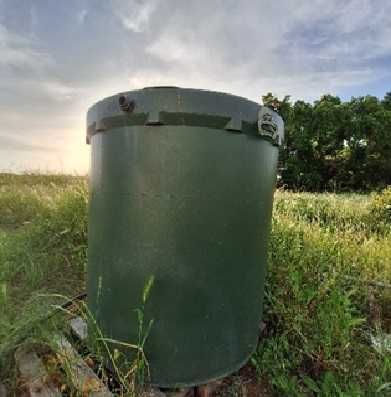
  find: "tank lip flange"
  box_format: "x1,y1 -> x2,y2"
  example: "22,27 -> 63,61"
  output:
86,87 -> 283,146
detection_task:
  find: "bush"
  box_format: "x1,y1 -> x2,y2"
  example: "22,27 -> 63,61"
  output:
369,187 -> 391,229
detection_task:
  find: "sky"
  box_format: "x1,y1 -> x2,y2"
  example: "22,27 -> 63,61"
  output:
0,0 -> 391,174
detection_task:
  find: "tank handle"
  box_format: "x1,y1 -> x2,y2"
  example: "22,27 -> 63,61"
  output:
258,107 -> 284,146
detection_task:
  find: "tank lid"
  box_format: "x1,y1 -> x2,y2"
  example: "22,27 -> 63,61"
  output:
86,87 -> 284,146
142,86 -> 179,89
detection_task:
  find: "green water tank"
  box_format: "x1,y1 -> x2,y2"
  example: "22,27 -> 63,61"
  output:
86,87 -> 283,388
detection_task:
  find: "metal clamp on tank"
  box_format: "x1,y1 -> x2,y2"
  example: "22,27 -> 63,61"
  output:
258,107 -> 284,146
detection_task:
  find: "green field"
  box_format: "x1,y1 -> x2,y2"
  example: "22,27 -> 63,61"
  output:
0,174 -> 390,396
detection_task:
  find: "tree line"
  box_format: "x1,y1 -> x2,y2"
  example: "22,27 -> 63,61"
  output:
263,92 -> 391,191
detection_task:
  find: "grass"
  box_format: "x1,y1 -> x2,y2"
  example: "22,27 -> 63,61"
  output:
255,189 -> 391,396
0,173 -> 390,396
0,174 -> 87,392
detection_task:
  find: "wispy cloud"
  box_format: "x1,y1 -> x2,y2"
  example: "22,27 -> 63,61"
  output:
77,9 -> 88,25
111,0 -> 160,33
0,24 -> 51,71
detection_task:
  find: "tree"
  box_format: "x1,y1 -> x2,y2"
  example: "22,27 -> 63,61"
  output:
265,91 -> 391,191
382,92 -> 391,111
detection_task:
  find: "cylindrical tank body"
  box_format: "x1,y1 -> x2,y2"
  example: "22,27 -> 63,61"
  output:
86,87 -> 283,387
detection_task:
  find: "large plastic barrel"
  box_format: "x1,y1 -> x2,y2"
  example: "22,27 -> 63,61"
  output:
86,87 -> 283,387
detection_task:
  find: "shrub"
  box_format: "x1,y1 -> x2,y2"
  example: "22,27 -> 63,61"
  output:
369,186 -> 391,229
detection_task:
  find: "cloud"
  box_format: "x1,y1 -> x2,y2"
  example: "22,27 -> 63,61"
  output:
0,0 -> 390,173
111,0 -> 160,33
77,9 -> 88,25
280,0 -> 391,70
0,21 -> 79,102
0,135 -> 53,152
0,23 -> 51,71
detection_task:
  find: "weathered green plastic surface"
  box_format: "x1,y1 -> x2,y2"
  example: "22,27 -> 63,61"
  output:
86,87 -> 280,387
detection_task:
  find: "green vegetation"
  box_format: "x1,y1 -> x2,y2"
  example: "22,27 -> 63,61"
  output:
263,92 -> 391,191
0,174 -> 390,395
254,188 -> 391,395
0,174 -> 87,386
